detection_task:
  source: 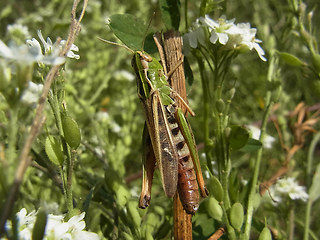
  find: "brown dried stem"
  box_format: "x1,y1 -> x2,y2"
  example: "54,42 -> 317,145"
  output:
0,0 -> 88,235
259,102 -> 320,196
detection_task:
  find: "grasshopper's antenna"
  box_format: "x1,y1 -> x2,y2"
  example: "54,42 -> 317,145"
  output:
141,12 -> 155,51
97,36 -> 134,54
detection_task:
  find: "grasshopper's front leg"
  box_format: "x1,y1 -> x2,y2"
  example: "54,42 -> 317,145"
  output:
139,123 -> 156,209
176,108 -> 209,198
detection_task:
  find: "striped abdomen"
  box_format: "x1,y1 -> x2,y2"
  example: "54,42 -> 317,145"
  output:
166,105 -> 200,214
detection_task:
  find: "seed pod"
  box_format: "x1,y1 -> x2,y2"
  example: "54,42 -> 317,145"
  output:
45,136 -> 64,166
216,99 -> 225,113
229,202 -> 244,230
32,208 -> 47,240
61,114 -> 81,149
258,226 -> 272,240
207,197 -> 223,221
207,176 -> 224,202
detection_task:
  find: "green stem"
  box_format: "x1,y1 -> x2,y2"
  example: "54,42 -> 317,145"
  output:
242,54 -> 276,239
306,132 -> 320,186
48,92 -> 74,215
7,108 -> 19,167
221,202 -> 236,240
288,206 -> 295,240
196,53 -> 213,171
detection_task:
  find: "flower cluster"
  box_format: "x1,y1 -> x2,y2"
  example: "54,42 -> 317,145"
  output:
183,15 -> 266,61
0,29 -> 79,66
269,177 -> 309,204
4,208 -> 100,240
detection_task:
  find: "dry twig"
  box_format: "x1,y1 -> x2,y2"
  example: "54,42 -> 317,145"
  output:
0,0 -> 88,235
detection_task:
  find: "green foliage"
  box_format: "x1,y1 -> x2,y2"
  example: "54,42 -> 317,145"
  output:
0,0 -> 319,239
159,0 -> 180,30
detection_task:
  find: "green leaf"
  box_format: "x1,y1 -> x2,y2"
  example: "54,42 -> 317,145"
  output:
277,51 -> 305,67
32,208 -> 47,240
228,125 -> 250,150
240,138 -> 263,152
159,0 -> 180,30
309,162 -> 320,202
109,14 -> 156,54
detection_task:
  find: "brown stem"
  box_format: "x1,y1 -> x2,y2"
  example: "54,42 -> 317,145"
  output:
0,0 -> 88,236
208,227 -> 226,240
154,30 -> 193,239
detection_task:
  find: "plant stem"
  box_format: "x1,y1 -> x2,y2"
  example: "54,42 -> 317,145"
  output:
241,54 -> 276,239
196,53 -> 213,171
288,206 -> 295,240
7,108 -> 19,168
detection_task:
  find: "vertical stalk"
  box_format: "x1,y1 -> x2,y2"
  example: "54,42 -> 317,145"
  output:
196,54 -> 213,171
7,108 -> 19,167
288,206 -> 295,240
303,199 -> 312,240
160,30 -> 193,240
242,53 -> 276,240
48,93 -> 74,216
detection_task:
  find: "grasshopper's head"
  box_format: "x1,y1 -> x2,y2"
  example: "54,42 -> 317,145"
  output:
136,51 -> 152,70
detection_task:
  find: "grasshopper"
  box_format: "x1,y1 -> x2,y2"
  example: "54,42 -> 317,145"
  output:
99,28 -> 208,214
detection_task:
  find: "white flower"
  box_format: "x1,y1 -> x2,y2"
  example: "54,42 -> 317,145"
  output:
247,125 -> 275,149
184,27 -> 205,48
21,81 -> 43,106
232,23 -> 267,61
16,208 -> 36,226
60,40 -> 80,60
7,23 -> 31,40
201,15 -> 235,45
5,208 -> 100,240
96,111 -> 110,121
26,30 -> 80,61
114,70 -> 135,81
0,38 -> 65,66
0,40 -> 41,64
269,177 -> 309,204
185,15 -> 267,61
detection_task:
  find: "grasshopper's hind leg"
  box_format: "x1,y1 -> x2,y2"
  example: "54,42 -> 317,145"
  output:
139,123 -> 156,209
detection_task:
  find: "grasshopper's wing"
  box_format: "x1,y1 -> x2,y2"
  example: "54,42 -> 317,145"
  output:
139,123 -> 156,209
176,108 -> 209,198
144,91 -> 178,198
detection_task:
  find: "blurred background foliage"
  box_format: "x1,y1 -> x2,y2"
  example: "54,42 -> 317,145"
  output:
0,0 -> 319,239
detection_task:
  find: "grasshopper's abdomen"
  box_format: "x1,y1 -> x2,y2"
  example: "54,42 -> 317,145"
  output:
166,106 -> 200,214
